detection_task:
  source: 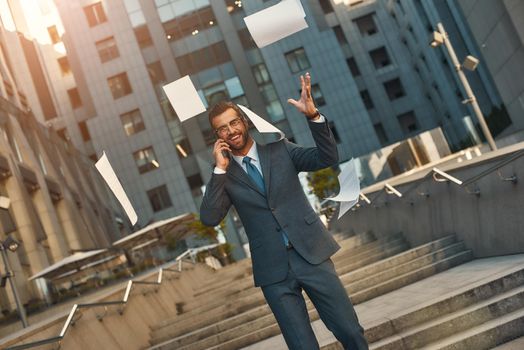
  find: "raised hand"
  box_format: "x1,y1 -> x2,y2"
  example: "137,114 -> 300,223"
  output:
287,72 -> 319,120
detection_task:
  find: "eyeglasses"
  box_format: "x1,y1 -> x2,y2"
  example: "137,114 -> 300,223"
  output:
215,117 -> 243,136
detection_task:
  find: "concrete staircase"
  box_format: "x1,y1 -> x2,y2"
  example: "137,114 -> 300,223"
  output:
320,256 -> 524,350
146,232 -> 478,350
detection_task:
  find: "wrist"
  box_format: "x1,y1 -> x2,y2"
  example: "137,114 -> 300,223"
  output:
306,109 -> 320,120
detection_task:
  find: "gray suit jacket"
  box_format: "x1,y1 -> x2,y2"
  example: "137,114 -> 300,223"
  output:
200,118 -> 341,287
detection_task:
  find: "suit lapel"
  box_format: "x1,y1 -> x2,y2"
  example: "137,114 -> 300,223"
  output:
228,158 -> 266,197
258,143 -> 271,196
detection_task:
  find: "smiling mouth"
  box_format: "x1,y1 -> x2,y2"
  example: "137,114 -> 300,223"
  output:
229,134 -> 241,142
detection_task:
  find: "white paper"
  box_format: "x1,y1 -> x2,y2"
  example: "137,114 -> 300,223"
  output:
288,0 -> 306,17
244,0 -> 308,48
95,152 -> 138,225
238,105 -> 284,139
162,75 -> 206,122
327,158 -> 361,219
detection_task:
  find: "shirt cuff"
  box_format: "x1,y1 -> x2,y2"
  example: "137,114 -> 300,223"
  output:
213,167 -> 226,174
310,114 -> 326,123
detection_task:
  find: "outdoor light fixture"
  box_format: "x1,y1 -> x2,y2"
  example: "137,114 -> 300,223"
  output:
462,55 -> 479,71
3,236 -> 20,253
429,31 -> 444,47
429,23 -> 497,151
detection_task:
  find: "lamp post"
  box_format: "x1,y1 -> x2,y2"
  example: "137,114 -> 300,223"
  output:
0,196 -> 29,328
430,22 -> 497,151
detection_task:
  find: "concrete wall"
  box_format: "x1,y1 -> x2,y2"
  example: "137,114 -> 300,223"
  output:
331,142 -> 524,258
0,261 -> 215,349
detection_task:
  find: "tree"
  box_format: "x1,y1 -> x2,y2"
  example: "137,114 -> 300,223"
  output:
307,167 -> 339,201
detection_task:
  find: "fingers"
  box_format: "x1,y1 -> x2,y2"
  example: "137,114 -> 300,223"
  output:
287,98 -> 300,108
304,72 -> 311,99
214,139 -> 231,154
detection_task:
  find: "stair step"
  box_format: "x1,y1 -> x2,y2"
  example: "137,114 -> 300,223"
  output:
149,244 -> 470,349
492,336 -> 524,349
371,285 -> 524,349
151,235 -> 415,336
421,308 -> 524,350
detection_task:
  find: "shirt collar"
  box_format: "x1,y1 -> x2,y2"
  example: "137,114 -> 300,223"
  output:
232,142 -> 259,166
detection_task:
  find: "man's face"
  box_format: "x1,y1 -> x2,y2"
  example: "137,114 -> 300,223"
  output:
212,108 -> 250,151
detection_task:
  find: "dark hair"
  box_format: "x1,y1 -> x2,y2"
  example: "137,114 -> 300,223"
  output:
208,101 -> 245,127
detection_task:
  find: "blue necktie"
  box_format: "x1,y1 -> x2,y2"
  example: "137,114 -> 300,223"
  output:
243,157 -> 290,248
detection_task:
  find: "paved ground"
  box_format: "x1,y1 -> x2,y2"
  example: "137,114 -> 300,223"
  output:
241,254 -> 524,349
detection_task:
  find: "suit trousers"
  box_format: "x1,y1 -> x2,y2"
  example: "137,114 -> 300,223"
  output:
261,248 -> 368,350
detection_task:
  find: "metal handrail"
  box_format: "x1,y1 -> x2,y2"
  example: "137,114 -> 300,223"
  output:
4,255 -> 196,350
359,149 -> 524,208
461,149 -> 524,187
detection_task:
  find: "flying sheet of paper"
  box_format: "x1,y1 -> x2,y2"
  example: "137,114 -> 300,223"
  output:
243,0 -> 308,48
238,105 -> 285,139
95,152 -> 138,226
289,0 -> 306,17
162,75 -> 206,122
327,158 -> 361,219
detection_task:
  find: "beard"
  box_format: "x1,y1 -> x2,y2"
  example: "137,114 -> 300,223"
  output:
225,128 -> 250,151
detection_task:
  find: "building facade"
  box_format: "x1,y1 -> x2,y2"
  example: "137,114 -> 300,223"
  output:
453,0 -> 524,134
0,20 -> 124,314
0,0 -> 511,256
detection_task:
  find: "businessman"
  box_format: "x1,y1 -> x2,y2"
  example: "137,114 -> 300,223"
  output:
200,73 -> 367,350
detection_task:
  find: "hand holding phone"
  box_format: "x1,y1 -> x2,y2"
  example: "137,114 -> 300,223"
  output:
214,139 -> 231,171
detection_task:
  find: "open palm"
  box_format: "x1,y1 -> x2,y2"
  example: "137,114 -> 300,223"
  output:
287,72 -> 318,119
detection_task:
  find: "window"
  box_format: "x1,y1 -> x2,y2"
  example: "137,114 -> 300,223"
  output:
252,64 -> 271,84
120,109 -> 145,136
374,122 -> 388,146
346,57 -> 360,77
175,41 -> 231,76
133,146 -> 158,173
332,25 -> 348,45
319,0 -> 334,14
397,111 -> 419,134
369,47 -> 391,69
253,63 -> 284,122
134,25 -> 153,49
311,84 -> 326,106
176,138 -> 192,157
96,37 -> 120,63
328,121 -> 341,143
84,2 -> 107,27
147,185 -> 172,212
47,25 -> 60,44
107,73 -> 132,99
354,13 -> 377,36
67,88 -> 82,109
285,47 -> 311,74
78,121 -> 91,142
360,90 -> 374,110
238,28 -> 256,50
162,6 -> 216,42
147,61 -> 166,85
56,128 -> 69,141
186,173 -> 204,197
57,56 -> 70,75
383,78 -> 405,100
